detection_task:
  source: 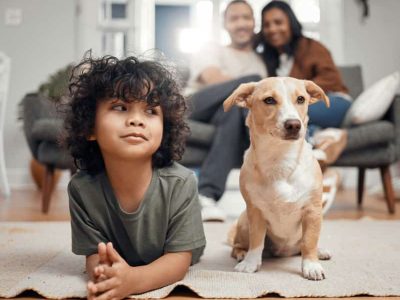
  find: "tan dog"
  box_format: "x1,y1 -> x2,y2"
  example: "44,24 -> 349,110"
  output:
224,77 -> 332,280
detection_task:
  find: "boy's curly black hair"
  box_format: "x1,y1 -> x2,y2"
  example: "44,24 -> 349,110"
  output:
64,52 -> 190,174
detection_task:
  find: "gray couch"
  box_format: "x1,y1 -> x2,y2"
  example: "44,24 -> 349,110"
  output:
182,66 -> 399,213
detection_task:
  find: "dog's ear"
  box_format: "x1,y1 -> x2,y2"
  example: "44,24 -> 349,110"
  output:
304,80 -> 330,108
223,82 -> 257,112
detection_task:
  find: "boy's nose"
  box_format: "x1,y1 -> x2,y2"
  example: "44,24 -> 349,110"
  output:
127,116 -> 145,127
130,120 -> 143,126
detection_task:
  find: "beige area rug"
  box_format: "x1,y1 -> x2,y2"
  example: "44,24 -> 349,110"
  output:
1,220 -> 400,299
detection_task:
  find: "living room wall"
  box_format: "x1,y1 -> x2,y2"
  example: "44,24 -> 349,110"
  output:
342,0 -> 400,88
0,0 -> 76,187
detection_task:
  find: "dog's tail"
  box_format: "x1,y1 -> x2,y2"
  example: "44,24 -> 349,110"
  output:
227,220 -> 238,247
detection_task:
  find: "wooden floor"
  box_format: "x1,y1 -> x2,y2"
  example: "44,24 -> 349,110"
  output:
1,186 -> 399,300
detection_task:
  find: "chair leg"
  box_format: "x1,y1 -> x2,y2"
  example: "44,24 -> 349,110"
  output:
42,165 -> 55,213
379,166 -> 395,214
357,167 -> 366,207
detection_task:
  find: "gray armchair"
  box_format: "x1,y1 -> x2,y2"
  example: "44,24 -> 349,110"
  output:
334,66 -> 398,214
20,92 -> 74,213
181,66 -> 399,213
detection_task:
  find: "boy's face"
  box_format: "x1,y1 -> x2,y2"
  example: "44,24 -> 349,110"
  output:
89,99 -> 163,162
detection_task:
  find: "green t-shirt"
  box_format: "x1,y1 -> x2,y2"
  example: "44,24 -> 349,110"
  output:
68,162 -> 206,266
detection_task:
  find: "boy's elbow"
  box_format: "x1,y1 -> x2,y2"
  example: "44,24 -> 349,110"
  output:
176,263 -> 190,282
175,251 -> 192,278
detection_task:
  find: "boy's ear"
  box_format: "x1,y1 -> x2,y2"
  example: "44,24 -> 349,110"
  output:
223,82 -> 257,112
304,80 -> 330,107
87,134 -> 96,141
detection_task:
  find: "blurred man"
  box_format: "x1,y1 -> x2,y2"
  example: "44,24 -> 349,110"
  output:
187,0 -> 266,93
186,0 -> 267,222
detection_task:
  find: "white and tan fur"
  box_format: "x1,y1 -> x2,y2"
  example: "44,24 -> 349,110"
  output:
224,77 -> 332,280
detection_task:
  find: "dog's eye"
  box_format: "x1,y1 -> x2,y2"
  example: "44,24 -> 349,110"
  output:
297,96 -> 305,104
263,97 -> 277,105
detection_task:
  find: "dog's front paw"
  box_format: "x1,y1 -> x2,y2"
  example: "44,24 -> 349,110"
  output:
231,247 -> 247,262
234,259 -> 261,273
302,259 -> 325,280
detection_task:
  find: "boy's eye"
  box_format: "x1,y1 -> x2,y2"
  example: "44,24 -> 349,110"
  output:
112,104 -> 126,111
145,107 -> 159,115
145,108 -> 154,114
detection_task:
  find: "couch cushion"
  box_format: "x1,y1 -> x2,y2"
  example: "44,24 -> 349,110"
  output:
338,66 -> 364,100
187,120 -> 216,147
180,145 -> 209,167
343,71 -> 400,126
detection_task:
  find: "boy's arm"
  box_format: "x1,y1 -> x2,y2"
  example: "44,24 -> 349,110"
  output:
88,243 -> 192,299
131,251 -> 192,293
86,254 -> 99,281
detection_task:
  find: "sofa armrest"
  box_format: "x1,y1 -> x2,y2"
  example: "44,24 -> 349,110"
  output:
345,121 -> 395,152
342,95 -> 400,154
31,119 -> 64,143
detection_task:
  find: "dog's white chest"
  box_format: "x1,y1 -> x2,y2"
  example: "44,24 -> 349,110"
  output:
242,147 -> 318,248
272,167 -> 314,203
249,180 -> 306,251
273,179 -> 303,203
249,173 -> 311,220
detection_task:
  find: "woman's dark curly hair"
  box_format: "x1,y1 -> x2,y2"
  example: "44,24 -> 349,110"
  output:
64,52 -> 189,175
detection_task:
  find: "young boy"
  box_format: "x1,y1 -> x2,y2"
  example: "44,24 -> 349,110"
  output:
64,54 -> 206,299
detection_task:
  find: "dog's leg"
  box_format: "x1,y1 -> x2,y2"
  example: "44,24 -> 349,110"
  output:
318,248 -> 332,260
231,247 -> 248,262
235,205 -> 267,273
301,208 -> 326,280
230,213 -> 249,261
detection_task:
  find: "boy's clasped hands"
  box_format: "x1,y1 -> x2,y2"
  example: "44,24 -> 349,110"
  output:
87,242 -> 138,300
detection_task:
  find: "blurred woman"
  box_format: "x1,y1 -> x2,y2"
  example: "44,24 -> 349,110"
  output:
255,0 -> 351,131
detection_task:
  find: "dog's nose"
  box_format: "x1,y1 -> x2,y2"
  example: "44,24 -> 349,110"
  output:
284,119 -> 301,135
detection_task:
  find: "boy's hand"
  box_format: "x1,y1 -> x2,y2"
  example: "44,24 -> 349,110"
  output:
88,242 -> 137,300
94,242 -> 111,282
87,242 -> 114,299
98,242 -> 110,266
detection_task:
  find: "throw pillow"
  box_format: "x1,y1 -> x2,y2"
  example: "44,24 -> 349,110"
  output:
345,71 -> 400,125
